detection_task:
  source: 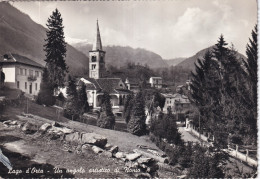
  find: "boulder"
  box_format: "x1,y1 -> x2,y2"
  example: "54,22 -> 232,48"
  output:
125,161 -> 139,168
134,172 -> 151,178
101,151 -> 113,158
51,121 -> 62,127
22,122 -> 37,134
81,133 -> 107,148
134,149 -> 169,163
39,123 -> 52,133
81,144 -> 92,154
65,132 -> 81,143
137,157 -> 154,164
3,120 -> 12,125
114,152 -> 125,159
104,143 -> 113,150
126,153 -> 142,161
9,121 -> 17,125
92,146 -> 104,154
109,146 -> 118,154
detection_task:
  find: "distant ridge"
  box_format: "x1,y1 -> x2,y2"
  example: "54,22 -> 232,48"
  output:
71,43 -> 169,69
0,2 -> 88,76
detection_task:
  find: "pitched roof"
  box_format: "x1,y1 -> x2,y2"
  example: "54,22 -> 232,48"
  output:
92,20 -> 103,51
96,78 -> 123,93
0,53 -> 44,68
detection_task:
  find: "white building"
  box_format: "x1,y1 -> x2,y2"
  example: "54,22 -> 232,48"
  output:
149,77 -> 162,88
162,93 -> 191,114
0,53 -> 44,96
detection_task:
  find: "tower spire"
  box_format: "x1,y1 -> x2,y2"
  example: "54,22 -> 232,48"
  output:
92,19 -> 102,51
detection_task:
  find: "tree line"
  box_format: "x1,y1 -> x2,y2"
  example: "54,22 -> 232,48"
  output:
190,26 -> 257,147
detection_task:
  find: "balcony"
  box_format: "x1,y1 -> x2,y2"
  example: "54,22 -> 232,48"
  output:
28,75 -> 37,81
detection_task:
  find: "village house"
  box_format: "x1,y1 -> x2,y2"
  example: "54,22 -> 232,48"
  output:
0,53 -> 44,96
162,93 -> 191,115
149,77 -> 162,88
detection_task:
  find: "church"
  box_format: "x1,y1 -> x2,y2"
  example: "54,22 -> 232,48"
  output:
78,20 -> 131,114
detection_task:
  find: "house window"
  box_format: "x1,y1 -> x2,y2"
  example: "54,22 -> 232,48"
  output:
24,69 -> 27,76
35,71 -> 39,77
35,83 -> 37,91
25,82 -> 27,90
17,81 -> 20,89
91,56 -> 96,62
29,70 -> 33,76
92,64 -> 96,70
20,68 -> 23,75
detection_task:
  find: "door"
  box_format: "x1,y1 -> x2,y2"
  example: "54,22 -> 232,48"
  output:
29,83 -> 32,94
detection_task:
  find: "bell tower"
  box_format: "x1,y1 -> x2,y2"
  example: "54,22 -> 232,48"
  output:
89,20 -> 106,79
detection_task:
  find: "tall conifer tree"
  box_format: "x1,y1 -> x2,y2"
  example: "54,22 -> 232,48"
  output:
44,9 -> 68,91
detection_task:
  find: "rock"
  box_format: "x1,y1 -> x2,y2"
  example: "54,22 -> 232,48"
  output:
51,121 -> 62,127
9,121 -> 17,125
92,146 -> 104,154
146,164 -> 159,173
126,153 -> 142,161
101,151 -> 113,158
177,175 -> 187,179
137,157 -> 154,164
57,127 -> 74,134
114,152 -> 125,159
65,132 -> 81,143
22,122 -> 37,134
81,133 -> 107,148
134,149 -> 169,163
134,172 -> 151,178
104,143 -> 113,150
81,144 -> 92,154
39,123 -> 52,133
109,146 -> 118,154
3,120 -> 12,125
125,161 -> 139,168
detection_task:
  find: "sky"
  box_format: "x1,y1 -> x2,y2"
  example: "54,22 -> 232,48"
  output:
13,0 -> 257,59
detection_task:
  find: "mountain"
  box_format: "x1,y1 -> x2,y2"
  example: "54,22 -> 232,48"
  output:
71,43 -> 169,69
163,57 -> 186,67
0,2 -> 88,76
176,46 -> 246,71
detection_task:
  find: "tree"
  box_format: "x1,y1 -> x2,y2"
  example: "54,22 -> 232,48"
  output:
127,91 -> 146,135
63,76 -> 79,120
36,68 -> 55,106
97,91 -> 115,129
44,9 -> 68,91
188,145 -> 225,178
123,92 -> 134,124
77,83 -> 89,114
242,25 -> 257,141
153,91 -> 165,111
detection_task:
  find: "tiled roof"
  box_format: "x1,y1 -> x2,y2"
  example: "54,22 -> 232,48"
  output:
80,77 -> 129,94
0,53 -> 44,68
96,78 -> 123,93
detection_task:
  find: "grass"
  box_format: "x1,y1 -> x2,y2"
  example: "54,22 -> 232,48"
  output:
0,87 -> 22,99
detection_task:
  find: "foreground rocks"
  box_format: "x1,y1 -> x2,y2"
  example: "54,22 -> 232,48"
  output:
1,119 -> 164,177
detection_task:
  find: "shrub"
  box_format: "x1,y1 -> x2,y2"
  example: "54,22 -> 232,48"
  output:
97,92 -> 115,129
127,91 -> 146,135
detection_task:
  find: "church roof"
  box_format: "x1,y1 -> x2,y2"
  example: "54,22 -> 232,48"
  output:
80,77 -> 131,94
92,20 -> 103,51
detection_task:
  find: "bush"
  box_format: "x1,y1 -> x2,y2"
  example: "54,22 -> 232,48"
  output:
97,92 -> 115,129
97,114 -> 115,129
127,91 -> 146,135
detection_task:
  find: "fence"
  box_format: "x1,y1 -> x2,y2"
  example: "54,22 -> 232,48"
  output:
228,145 -> 257,167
